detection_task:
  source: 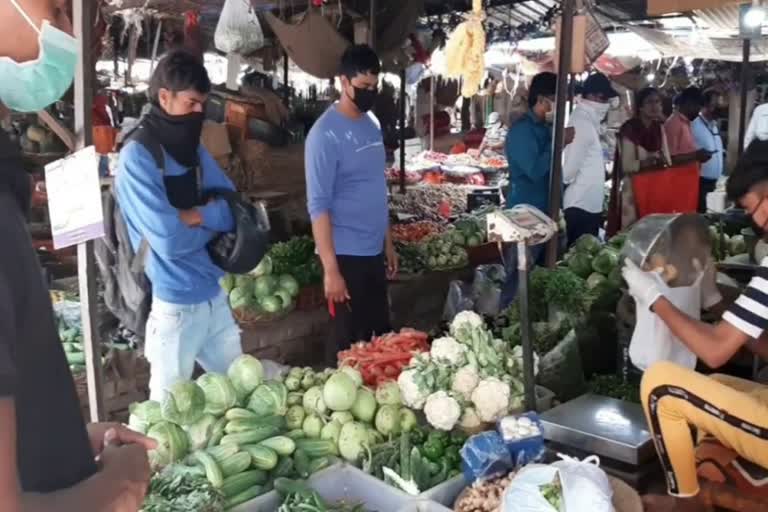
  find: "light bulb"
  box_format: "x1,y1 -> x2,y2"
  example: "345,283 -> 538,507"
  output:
744,6 -> 766,28
646,72 -> 656,82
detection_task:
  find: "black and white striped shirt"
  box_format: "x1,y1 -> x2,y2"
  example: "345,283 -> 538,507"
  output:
723,261 -> 768,339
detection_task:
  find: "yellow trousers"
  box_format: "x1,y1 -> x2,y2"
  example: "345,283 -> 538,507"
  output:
641,361 -> 768,497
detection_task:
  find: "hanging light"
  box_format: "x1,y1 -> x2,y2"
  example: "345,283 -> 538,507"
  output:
744,0 -> 766,28
646,72 -> 656,82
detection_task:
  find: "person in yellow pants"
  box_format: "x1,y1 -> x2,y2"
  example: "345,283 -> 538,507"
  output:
622,140 -> 768,510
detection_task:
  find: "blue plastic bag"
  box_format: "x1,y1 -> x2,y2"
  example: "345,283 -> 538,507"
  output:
497,412 -> 546,468
461,431 -> 513,483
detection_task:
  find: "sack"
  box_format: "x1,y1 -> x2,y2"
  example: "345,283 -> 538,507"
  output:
94,188 -> 152,341
472,264 -> 506,316
536,330 -> 587,401
214,0 -> 265,54
442,280 -> 475,322
502,455 -> 614,512
630,163 -> 699,219
630,272 -> 702,371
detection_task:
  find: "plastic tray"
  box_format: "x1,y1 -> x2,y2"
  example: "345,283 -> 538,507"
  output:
396,500 -> 453,512
418,473 -> 466,506
233,463 -> 414,512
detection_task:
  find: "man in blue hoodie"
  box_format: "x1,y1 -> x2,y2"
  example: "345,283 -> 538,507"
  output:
116,50 -> 240,400
501,72 -> 574,307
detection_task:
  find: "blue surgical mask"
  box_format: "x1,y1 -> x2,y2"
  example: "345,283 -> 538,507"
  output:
0,0 -> 78,112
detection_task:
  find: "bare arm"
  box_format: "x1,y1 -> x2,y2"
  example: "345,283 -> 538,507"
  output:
0,399 -> 138,512
311,213 -> 339,278
652,297 -> 750,368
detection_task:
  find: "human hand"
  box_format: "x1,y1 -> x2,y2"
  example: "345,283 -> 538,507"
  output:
622,259 -> 663,309
564,127 -> 575,145
179,208 -> 203,227
385,244 -> 399,279
87,423 -> 157,457
99,442 -> 151,512
324,268 -> 350,303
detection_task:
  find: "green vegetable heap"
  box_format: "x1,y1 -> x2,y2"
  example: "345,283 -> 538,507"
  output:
220,255 -> 301,315
267,236 -> 323,287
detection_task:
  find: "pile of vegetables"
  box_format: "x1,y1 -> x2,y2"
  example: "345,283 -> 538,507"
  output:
267,236 -> 323,287
421,233 -> 469,271
389,185 -> 469,222
141,464 -> 226,512
221,256 -> 300,315
398,312 -> 535,432
587,374 -> 640,403
563,234 -> 622,289
709,224 -> 749,262
337,329 -> 429,387
362,429 -> 464,495
394,241 -> 427,276
274,478 -> 367,512
452,217 -> 486,248
453,471 -> 516,512
391,221 -> 444,243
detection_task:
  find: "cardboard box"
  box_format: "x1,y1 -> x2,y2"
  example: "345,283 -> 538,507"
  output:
201,120 -> 232,158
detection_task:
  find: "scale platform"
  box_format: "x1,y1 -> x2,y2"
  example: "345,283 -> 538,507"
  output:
539,394 -> 655,466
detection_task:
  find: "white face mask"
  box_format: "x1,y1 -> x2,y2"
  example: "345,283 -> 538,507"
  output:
581,99 -> 611,120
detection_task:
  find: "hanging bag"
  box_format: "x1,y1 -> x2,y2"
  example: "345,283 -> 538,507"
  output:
214,0 -> 266,54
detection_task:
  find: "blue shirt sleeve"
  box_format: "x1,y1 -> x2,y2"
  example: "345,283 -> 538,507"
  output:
691,119 -> 712,152
305,127 -> 338,221
198,147 -> 235,233
116,142 -> 216,260
506,121 -> 552,181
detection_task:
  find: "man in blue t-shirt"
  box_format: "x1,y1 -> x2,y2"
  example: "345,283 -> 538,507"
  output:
305,45 -> 397,356
116,50 -> 241,400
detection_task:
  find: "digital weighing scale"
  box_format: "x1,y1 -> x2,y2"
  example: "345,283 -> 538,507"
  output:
486,205 -> 558,410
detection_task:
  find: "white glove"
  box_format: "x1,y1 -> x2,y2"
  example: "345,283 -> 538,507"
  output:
622,259 -> 663,309
700,262 -> 723,310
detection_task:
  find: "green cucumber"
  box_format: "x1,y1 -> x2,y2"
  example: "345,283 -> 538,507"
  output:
224,485 -> 266,510
193,450 -> 224,489
225,408 -> 258,421
293,449 -> 310,479
294,439 -> 337,458
220,424 -> 282,446
207,443 -> 239,464
308,456 -> 332,475
241,444 -> 279,470
272,456 -> 295,478
285,429 -> 306,440
208,417 -> 229,448
220,470 -> 268,498
258,436 -> 296,456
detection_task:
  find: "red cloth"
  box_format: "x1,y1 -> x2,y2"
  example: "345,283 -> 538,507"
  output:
92,95 -> 110,127
630,162 -> 700,218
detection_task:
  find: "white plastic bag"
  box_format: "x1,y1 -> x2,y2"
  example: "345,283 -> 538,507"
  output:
629,272 -> 702,371
501,455 -> 614,512
214,0 -> 265,54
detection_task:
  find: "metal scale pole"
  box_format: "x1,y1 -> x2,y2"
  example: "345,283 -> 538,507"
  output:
517,243 -> 536,411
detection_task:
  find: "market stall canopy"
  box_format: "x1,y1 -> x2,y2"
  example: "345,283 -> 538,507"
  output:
630,25 -> 768,61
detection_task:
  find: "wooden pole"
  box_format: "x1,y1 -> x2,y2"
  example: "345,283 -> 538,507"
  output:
369,0 -> 376,49
738,39 -> 751,157
546,0 -> 575,267
399,68 -> 406,194
74,0 -> 106,422
283,51 -> 290,106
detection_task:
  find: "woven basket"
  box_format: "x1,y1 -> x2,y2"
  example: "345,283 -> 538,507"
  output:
296,285 -> 325,311
233,304 -> 294,328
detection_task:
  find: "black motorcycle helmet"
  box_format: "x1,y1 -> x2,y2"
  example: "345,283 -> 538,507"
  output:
206,189 -> 270,274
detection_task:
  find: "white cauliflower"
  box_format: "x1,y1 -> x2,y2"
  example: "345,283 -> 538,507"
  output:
459,407 -> 483,431
471,377 -> 511,423
451,365 -> 480,401
424,391 -> 462,431
450,311 -> 485,336
398,369 -> 430,409
430,336 -> 467,366
509,345 -> 540,376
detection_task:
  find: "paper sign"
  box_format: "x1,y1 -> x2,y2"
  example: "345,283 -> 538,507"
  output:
45,146 -> 105,249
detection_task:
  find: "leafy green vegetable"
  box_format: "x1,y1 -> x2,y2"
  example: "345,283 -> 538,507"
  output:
586,273 -> 607,290
568,252 -> 594,279
148,421 -> 190,468
268,237 -> 322,286
259,295 -> 283,313
588,374 -> 640,403
254,275 -> 278,298
250,255 -> 273,277
228,355 -> 264,401
161,381 -> 206,426
185,414 -> 218,451
592,248 -> 619,276
248,380 -> 289,417
129,400 -> 162,434
219,274 -> 235,294
196,373 -> 238,417
228,287 -> 251,310
141,464 -> 225,512
574,234 -> 602,255
277,274 -> 300,297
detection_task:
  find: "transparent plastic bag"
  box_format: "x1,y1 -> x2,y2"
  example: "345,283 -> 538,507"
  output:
501,464 -> 560,512
472,264 -> 506,317
442,280 -> 475,322
214,0 -> 265,54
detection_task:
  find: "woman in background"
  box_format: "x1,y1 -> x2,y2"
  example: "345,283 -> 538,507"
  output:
606,87 -> 670,235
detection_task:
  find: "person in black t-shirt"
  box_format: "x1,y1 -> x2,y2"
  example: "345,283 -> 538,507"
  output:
0,1 -> 155,511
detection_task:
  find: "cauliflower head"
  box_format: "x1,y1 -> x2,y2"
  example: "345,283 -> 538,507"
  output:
451,365 -> 480,401
450,311 -> 485,337
430,336 -> 467,366
471,377 -> 511,423
424,391 -> 462,431
459,407 -> 482,431
398,368 -> 430,409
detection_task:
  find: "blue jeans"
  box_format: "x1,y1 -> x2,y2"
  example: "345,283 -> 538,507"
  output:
145,290 -> 242,401
500,243 -> 545,309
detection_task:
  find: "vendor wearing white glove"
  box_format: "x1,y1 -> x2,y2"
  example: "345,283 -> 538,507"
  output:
628,142 -> 768,511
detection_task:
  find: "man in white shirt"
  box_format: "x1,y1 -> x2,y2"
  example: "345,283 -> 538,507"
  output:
562,73 -> 618,246
478,112 -> 507,155
744,102 -> 768,149
691,90 -> 724,212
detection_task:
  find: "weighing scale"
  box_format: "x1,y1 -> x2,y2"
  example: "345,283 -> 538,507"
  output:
486,205 -> 558,411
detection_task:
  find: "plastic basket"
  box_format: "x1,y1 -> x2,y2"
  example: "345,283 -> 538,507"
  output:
395,500 -> 453,512
418,474 -> 466,507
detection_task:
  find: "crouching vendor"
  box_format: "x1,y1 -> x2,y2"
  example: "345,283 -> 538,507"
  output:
622,141 -> 768,511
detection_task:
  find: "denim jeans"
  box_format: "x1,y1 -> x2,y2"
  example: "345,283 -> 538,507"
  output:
145,290 -> 242,401
500,243 -> 545,309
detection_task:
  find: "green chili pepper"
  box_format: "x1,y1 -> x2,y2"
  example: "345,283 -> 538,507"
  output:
427,430 -> 449,445
445,449 -> 461,470
450,431 -> 468,446
410,427 -> 426,445
421,439 -> 445,462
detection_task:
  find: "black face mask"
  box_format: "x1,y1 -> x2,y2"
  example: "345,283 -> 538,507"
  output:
141,104 -> 204,167
350,86 -> 378,113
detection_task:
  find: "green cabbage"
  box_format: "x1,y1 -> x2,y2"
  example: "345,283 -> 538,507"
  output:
161,381 -> 206,426
229,287 -> 251,310
228,355 -> 264,401
278,274 -> 300,297
254,275 -> 278,298
586,273 -> 607,290
592,248 -> 619,276
250,255 -> 273,277
185,413 -> 217,451
568,252 -> 594,279
148,421 -> 189,468
259,295 -> 282,313
234,275 -> 255,295
274,289 -> 293,309
574,234 -> 602,255
196,373 -> 238,416
128,400 -> 162,434
220,274 -> 236,293
322,372 -> 359,412
247,380 -> 288,417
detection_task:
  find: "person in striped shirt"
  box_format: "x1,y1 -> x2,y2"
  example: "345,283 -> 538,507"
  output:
622,139 -> 768,511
